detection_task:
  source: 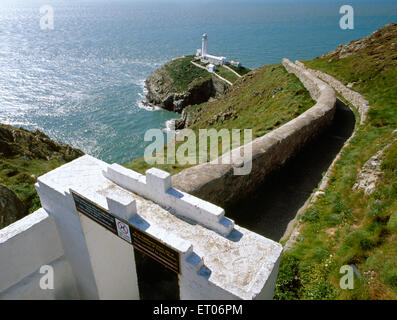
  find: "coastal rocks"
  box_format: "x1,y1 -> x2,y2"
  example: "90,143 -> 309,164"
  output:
0,185 -> 28,229
174,109 -> 191,130
353,150 -> 383,195
0,124 -> 84,162
353,140 -> 396,195
320,23 -> 396,60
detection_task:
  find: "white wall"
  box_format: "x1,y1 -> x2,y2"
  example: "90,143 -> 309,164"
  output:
104,165 -> 234,236
35,181 -> 100,299
1,155 -> 283,300
79,213 -> 139,300
0,209 -> 79,299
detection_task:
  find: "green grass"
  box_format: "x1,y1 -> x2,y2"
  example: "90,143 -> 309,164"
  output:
226,63 -> 251,76
215,65 -> 240,83
0,156 -> 65,214
276,24 -> 397,300
164,55 -> 212,93
125,63 -> 315,174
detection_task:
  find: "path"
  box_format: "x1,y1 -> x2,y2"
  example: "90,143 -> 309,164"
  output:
191,61 -> 233,86
227,99 -> 355,241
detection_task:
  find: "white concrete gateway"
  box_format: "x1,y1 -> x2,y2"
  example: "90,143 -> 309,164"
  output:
0,155 -> 282,300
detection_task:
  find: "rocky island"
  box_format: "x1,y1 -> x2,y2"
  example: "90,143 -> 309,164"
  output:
145,55 -> 231,113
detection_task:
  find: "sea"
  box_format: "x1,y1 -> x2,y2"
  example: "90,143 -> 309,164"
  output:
0,0 -> 396,164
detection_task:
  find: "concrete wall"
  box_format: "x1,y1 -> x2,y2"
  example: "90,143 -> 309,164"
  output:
35,155 -> 143,300
1,155 -> 283,300
0,208 -> 79,299
35,179 -> 100,299
79,213 -> 140,300
295,60 -> 369,124
172,58 -> 337,208
104,165 -> 234,236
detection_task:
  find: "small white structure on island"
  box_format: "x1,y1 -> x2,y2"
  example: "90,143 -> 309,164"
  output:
230,60 -> 241,68
197,33 -> 228,65
207,63 -> 216,73
0,155 -> 283,300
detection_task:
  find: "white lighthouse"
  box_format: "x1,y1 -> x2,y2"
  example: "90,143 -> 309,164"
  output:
202,33 -> 208,57
196,33 -> 227,66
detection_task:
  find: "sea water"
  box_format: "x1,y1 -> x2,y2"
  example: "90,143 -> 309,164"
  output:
0,0 -> 396,164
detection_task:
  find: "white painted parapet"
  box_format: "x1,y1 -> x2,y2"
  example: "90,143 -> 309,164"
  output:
103,164 -> 234,237
35,155 -> 139,300
1,155 -> 282,300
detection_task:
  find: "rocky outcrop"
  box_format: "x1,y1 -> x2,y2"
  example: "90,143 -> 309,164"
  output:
0,185 -> 28,229
353,139 -> 397,195
0,124 -> 84,229
0,124 -> 84,162
320,23 -> 396,60
145,60 -> 229,113
172,59 -> 336,208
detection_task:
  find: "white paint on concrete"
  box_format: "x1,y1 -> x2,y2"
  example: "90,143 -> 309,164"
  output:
0,208 -> 79,299
0,257 -> 78,300
79,213 -> 140,300
2,154 -> 283,300
104,163 -> 234,236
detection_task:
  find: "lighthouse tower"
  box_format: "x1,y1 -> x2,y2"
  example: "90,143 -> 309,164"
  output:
202,33 -> 208,57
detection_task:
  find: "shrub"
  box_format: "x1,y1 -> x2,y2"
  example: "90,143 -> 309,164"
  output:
274,255 -> 301,300
325,214 -> 343,226
300,207 -> 320,222
387,213 -> 397,233
344,230 -> 375,251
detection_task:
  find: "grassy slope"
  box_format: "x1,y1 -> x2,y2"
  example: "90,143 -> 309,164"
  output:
227,64 -> 251,76
125,63 -> 315,174
164,55 -> 212,92
0,157 -> 64,214
275,24 -> 397,300
215,65 -> 240,83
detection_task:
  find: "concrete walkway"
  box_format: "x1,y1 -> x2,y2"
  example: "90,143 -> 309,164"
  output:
190,61 -> 233,86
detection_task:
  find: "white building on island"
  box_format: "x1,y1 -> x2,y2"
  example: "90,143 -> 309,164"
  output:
196,33 -> 228,65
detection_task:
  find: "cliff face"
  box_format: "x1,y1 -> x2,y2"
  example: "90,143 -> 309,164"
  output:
0,123 -> 84,162
145,56 -> 229,113
0,185 -> 28,229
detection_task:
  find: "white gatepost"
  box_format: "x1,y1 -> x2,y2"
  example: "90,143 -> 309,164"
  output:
35,156 -> 140,299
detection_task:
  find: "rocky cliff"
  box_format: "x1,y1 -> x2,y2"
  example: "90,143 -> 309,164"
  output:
0,185 -> 28,229
0,124 -> 84,229
321,23 -> 396,60
145,56 -> 229,113
0,124 -> 83,162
